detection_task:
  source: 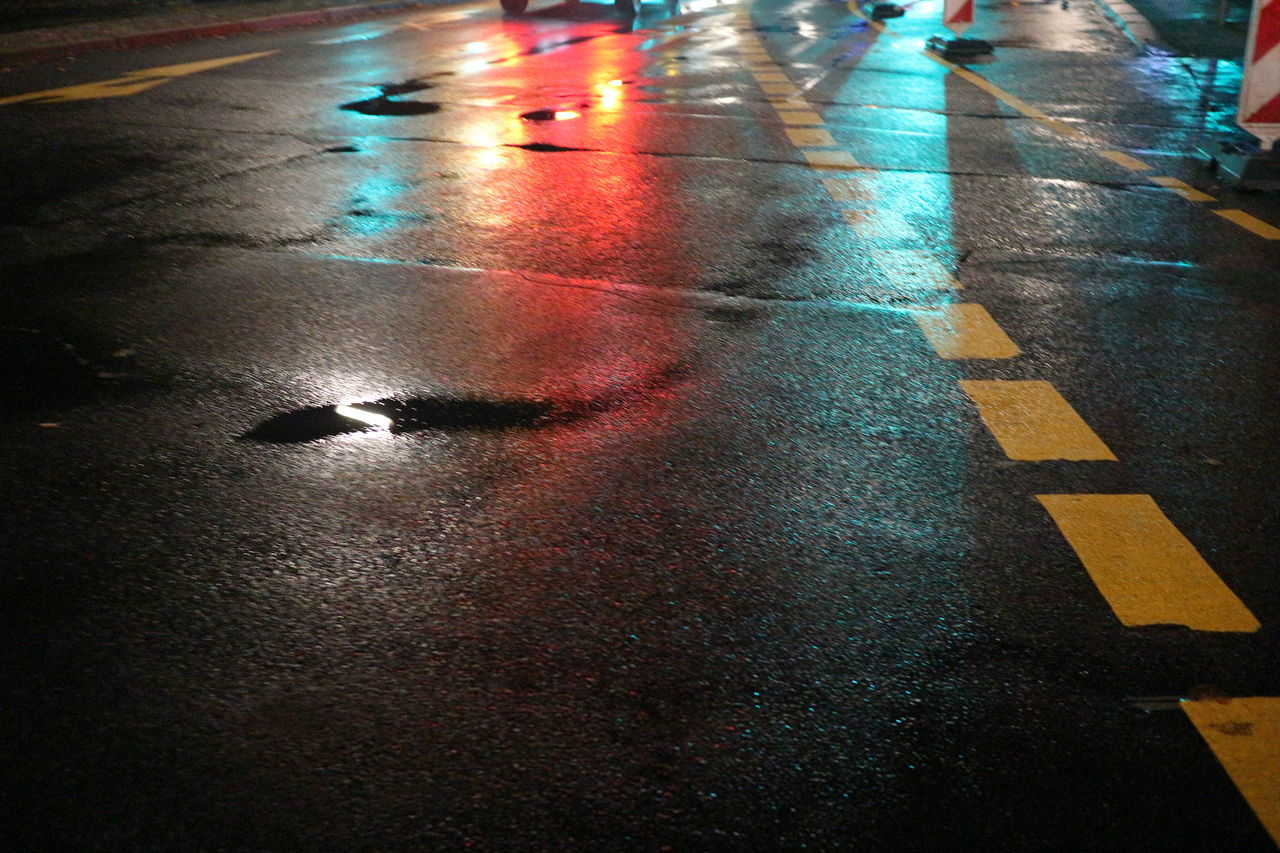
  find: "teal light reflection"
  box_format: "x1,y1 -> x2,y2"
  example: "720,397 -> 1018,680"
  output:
345,173 -> 412,238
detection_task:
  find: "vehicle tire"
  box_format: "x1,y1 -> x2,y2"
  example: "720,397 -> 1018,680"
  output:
614,0 -> 641,16
501,0 -> 529,14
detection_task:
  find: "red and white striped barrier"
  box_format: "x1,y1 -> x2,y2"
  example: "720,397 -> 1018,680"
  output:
943,0 -> 975,36
1239,0 -> 1280,149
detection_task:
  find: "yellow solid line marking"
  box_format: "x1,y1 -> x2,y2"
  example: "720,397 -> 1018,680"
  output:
776,109 -> 825,126
1148,176 -> 1215,202
1099,149 -> 1155,171
919,52 -> 1087,141
0,50 -> 277,106
1183,697 -> 1280,843
785,127 -> 837,147
752,71 -> 790,82
1038,495 -> 1261,631
912,304 -> 1021,358
873,248 -> 962,289
822,177 -> 875,204
1214,209 -> 1280,240
961,380 -> 1116,460
804,150 -> 862,170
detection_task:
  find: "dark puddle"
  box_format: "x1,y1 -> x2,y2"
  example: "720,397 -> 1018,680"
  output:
342,79 -> 441,116
519,108 -> 584,121
342,98 -> 441,116
525,34 -> 600,56
243,396 -> 555,443
506,142 -> 594,153
242,364 -> 691,444
377,79 -> 433,97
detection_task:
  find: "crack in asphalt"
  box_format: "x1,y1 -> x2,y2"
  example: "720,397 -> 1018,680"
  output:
39,147 -> 323,228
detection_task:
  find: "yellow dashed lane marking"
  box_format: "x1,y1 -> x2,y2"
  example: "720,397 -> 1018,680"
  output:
804,150 -> 862,170
1149,176 -> 1216,202
777,109 -> 825,126
1183,697 -> 1280,843
1214,209 -> 1280,239
913,304 -> 1021,358
1038,495 -> 1260,631
822,177 -> 875,204
0,51 -> 277,106
1099,149 -> 1155,171
759,82 -> 802,96
961,380 -> 1116,460
785,127 -> 837,147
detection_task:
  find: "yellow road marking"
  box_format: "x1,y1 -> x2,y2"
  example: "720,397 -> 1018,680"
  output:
844,0 -> 1280,238
841,208 -> 919,241
804,150 -> 862,170
822,177 -> 875,204
785,127 -> 837,147
1100,149 -> 1155,171
759,82 -> 802,96
776,109 -> 824,126
1148,176 -> 1216,202
913,304 -> 1020,358
919,52 -> 1087,141
1214,209 -> 1280,240
1183,697 -> 1280,842
873,248 -> 962,289
1038,495 -> 1260,631
752,71 -> 790,82
0,51 -> 276,107
961,380 -> 1116,460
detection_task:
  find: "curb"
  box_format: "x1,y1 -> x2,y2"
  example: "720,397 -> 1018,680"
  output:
1088,0 -> 1164,50
0,0 -> 432,68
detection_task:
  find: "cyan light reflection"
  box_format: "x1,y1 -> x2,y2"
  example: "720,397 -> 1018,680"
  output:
346,174 -> 410,237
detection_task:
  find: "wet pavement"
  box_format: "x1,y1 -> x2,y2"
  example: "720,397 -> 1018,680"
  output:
1,0 -> 1278,849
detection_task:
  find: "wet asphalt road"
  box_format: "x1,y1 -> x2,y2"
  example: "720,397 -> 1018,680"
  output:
2,0 -> 1279,849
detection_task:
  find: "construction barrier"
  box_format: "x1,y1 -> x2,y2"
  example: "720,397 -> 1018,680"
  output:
943,0 -> 975,36
1239,0 -> 1280,149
